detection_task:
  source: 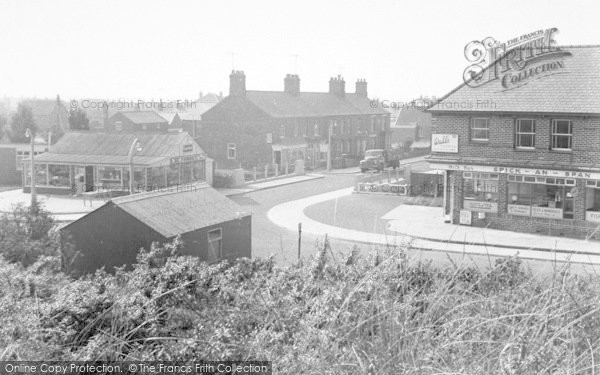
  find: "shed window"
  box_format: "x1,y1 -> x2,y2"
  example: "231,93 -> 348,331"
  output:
207,228 -> 222,261
115,121 -> 123,131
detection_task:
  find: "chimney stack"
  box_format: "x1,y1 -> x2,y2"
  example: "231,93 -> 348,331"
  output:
329,75 -> 345,97
355,78 -> 368,97
284,74 -> 300,96
229,70 -> 246,97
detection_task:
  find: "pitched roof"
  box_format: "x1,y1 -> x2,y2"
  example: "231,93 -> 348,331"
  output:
393,106 -> 432,128
115,110 -> 169,124
20,98 -> 69,132
243,91 -> 388,118
111,184 -> 249,238
428,45 -> 600,115
34,132 -> 204,166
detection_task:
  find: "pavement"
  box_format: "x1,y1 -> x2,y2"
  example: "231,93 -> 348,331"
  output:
0,188 -> 104,222
267,187 -> 600,265
0,173 -> 326,221
216,173 -> 324,196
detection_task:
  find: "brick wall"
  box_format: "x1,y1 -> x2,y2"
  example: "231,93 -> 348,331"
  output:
432,113 -> 600,165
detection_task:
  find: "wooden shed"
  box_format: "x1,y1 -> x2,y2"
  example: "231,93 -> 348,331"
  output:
60,183 -> 251,274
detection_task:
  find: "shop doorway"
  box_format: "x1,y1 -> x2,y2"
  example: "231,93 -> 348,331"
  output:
273,150 -> 282,166
85,166 -> 94,192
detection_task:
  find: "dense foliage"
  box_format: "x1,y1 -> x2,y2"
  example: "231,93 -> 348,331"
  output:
1,206 -> 600,373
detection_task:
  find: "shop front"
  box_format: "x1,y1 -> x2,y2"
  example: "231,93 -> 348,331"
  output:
432,162 -> 600,240
21,132 -> 207,195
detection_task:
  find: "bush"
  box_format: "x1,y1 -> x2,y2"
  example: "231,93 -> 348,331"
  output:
2,235 -> 600,374
0,202 -> 59,267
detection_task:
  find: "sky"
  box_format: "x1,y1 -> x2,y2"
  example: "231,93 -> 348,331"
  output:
0,0 -> 599,103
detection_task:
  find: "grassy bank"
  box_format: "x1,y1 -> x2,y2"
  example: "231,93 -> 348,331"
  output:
1,204 -> 600,374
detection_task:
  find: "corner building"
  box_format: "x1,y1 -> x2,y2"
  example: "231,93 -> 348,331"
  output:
427,45 -> 600,239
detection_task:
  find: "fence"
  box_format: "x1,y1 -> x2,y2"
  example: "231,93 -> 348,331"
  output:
244,162 -> 297,183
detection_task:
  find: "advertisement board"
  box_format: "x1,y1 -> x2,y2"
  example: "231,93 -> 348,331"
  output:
463,200 -> 498,213
431,134 -> 459,153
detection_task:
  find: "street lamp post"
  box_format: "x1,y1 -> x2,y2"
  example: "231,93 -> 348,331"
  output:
25,128 -> 36,206
128,138 -> 143,194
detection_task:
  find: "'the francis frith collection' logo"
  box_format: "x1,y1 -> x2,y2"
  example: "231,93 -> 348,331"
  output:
463,28 -> 572,90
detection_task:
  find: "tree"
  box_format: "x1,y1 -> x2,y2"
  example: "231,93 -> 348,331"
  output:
9,103 -> 37,143
0,114 -> 6,140
68,108 -> 90,130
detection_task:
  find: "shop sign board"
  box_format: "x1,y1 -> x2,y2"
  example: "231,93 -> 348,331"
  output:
431,134 -> 458,153
586,211 -> 600,223
170,154 -> 204,166
463,200 -> 498,213
428,163 -> 600,180
507,204 -> 531,217
531,206 -> 563,219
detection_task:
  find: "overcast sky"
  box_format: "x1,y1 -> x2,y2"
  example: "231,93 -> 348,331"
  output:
0,0 -> 598,103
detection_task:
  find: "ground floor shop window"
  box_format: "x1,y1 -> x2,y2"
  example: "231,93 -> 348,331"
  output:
151,166 -> 166,189
463,172 -> 499,201
34,164 -> 48,186
48,165 -> 70,187
98,166 -> 122,187
167,164 -> 179,186
586,181 -> 600,220
192,160 -> 205,181
507,175 -> 575,219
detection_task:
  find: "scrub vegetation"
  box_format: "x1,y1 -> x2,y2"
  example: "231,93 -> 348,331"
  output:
1,205 -> 600,374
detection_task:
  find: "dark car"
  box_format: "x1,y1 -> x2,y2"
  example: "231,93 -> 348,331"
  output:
359,149 -> 400,173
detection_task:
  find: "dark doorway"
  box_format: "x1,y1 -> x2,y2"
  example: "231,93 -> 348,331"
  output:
85,166 -> 94,192
274,150 -> 282,165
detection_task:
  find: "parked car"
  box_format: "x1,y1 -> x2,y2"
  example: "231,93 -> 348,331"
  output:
359,149 -> 400,173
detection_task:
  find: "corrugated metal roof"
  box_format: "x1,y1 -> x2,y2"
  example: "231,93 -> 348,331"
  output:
428,45 -> 600,114
111,184 -> 250,238
31,132 -> 205,166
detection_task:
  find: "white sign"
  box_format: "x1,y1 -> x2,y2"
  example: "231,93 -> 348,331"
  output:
431,134 -> 458,153
428,163 -> 600,180
463,200 -> 498,213
507,204 -> 531,217
266,133 -> 273,144
586,211 -> 600,223
459,210 -> 472,225
531,206 -> 563,219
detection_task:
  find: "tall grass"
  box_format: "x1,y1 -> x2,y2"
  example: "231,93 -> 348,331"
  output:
1,238 -> 600,374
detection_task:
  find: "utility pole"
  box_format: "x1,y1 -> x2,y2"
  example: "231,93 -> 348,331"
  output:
298,222 -> 302,261
25,128 -> 36,207
327,121 -> 333,171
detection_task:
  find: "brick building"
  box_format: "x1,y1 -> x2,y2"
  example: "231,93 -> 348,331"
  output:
427,45 -> 600,239
199,71 -> 390,169
107,110 -> 169,133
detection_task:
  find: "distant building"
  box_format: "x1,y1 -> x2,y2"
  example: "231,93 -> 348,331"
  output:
200,71 -> 390,169
0,139 -> 47,186
23,132 -> 209,194
390,99 -> 433,153
107,110 -> 169,133
21,96 -> 69,141
60,184 -> 251,274
427,45 -> 600,239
